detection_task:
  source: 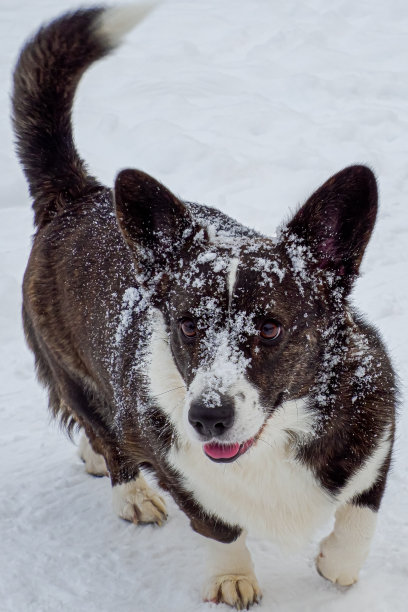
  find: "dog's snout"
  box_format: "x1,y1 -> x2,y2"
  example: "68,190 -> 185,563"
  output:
188,396 -> 234,439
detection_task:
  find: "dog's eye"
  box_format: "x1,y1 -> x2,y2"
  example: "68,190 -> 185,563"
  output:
180,318 -> 197,338
260,319 -> 282,342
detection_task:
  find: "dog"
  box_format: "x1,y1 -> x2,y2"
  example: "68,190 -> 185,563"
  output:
13,5 -> 396,609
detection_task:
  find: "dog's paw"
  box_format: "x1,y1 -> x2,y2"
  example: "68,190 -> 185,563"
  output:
112,475 -> 167,526
203,573 -> 262,610
316,533 -> 361,586
78,433 -> 108,477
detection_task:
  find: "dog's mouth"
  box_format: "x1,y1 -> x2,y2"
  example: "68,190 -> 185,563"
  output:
202,416 -> 271,463
203,438 -> 255,463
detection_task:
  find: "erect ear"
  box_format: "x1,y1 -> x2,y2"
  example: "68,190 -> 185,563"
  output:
114,169 -> 197,273
283,165 -> 378,292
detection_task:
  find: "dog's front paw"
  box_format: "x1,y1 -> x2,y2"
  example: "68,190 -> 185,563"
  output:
112,475 -> 167,526
203,573 -> 261,610
316,533 -> 361,586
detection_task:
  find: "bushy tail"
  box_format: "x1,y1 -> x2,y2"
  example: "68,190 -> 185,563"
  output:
12,4 -> 155,228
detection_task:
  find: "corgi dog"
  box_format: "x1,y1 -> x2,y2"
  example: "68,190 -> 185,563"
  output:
13,5 -> 396,609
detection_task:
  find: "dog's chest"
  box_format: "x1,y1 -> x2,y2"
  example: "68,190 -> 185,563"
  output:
168,437 -> 334,547
148,319 -> 336,546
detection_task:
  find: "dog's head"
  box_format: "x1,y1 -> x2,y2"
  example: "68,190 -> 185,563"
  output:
114,165 -> 377,462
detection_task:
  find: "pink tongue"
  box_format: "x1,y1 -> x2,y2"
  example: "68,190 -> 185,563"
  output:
203,442 -> 240,459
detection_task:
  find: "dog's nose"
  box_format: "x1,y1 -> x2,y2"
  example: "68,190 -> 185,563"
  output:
188,396 -> 234,439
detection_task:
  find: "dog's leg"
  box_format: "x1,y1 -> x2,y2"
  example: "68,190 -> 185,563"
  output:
316,502 -> 377,586
79,430 -> 167,525
112,474 -> 168,526
78,432 -> 108,476
203,531 -> 261,609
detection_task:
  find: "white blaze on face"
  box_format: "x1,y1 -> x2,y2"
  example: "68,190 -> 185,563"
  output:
148,300 -> 266,447
148,252 -> 268,446
188,328 -> 249,407
185,309 -> 265,444
228,257 -> 240,310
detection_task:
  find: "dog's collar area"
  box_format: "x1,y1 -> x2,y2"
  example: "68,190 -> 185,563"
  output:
203,438 -> 254,463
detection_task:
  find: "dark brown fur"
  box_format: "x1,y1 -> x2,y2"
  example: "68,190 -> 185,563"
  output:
13,8 -> 396,552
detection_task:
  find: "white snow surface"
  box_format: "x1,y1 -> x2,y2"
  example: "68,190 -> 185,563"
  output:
1,0 -> 408,610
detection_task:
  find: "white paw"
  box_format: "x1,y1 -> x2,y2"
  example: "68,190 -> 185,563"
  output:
203,573 -> 262,610
317,504 -> 377,587
316,533 -> 361,586
78,433 -> 108,476
112,475 -> 167,526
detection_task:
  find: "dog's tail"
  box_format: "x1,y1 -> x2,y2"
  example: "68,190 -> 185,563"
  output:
12,4 -> 155,228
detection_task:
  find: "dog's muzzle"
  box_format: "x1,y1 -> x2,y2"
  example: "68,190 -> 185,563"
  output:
188,394 -> 257,463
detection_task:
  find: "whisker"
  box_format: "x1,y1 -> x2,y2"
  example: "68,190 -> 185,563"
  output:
156,336 -> 169,344
257,436 -> 274,450
234,458 -> 243,471
150,384 -> 186,399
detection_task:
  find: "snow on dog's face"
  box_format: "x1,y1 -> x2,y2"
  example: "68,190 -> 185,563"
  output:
114,166 -> 378,462
160,240 -> 322,462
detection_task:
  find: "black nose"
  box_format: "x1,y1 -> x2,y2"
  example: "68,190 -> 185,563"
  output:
188,395 -> 234,439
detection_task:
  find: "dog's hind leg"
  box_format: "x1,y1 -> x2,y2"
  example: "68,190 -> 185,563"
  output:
24,306 -> 167,526
78,424 -> 167,525
77,428 -> 167,524
77,424 -> 167,525
78,432 -> 108,476
111,475 -> 168,526
79,430 -> 168,525
202,531 -> 262,609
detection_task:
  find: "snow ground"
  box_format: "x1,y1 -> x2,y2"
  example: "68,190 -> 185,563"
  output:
1,0 -> 407,610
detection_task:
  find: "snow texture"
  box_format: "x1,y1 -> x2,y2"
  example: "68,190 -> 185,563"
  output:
1,0 -> 407,611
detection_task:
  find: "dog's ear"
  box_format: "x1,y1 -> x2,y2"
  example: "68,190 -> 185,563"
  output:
114,169 -> 197,273
283,165 -> 377,292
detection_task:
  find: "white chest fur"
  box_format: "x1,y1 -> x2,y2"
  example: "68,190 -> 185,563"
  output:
167,411 -> 391,548
168,415 -> 334,548
148,309 -> 390,548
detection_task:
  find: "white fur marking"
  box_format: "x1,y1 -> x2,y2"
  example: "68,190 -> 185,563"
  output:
168,398 -> 331,548
317,504 -> 377,585
96,3 -> 158,48
228,257 -> 239,309
338,424 -> 392,504
78,432 -> 107,476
